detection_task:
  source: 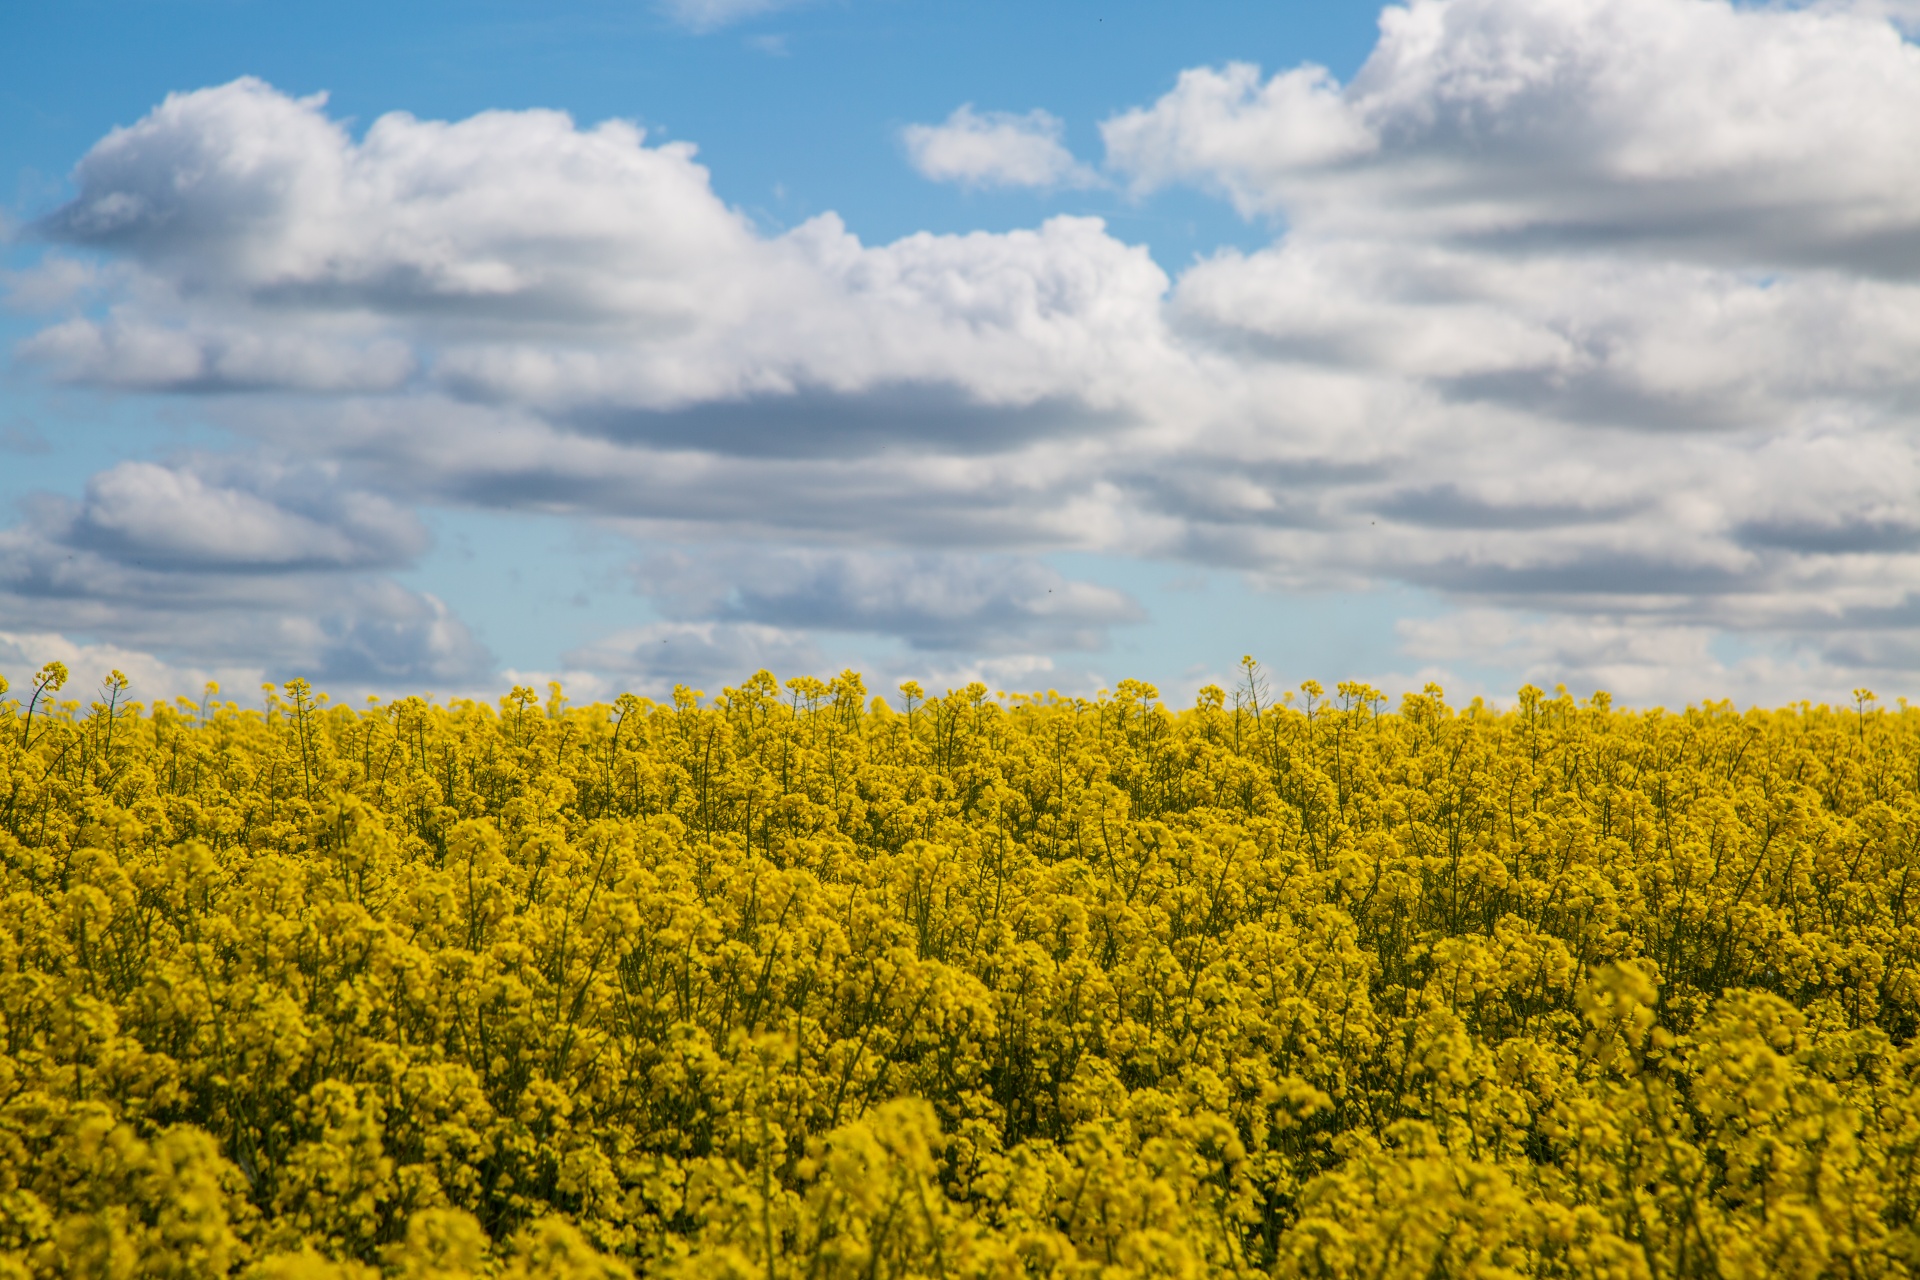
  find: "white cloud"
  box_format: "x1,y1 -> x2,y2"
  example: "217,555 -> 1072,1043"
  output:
903,105 -> 1100,190
1105,0 -> 1920,267
69,459 -> 426,571
41,78 -> 764,322
1102,63 -> 1374,213
35,79 -> 1175,419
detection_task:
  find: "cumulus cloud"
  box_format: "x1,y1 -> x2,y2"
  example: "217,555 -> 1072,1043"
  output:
32,78 -> 1176,420
1105,0 -> 1920,269
39,79 -> 765,327
1103,63 -> 1375,212
903,106 -> 1100,190
63,457 -> 427,572
23,0 -> 1920,702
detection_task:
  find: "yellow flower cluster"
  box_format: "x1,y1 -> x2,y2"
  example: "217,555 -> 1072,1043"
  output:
3,659 -> 1919,1279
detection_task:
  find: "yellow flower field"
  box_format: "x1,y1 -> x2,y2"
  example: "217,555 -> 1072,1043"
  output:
2,660 -> 1917,1278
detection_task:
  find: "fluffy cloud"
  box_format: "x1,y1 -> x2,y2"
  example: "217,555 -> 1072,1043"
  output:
65,457 -> 426,572
903,106 -> 1100,190
1103,64 -> 1374,211
35,79 -> 1174,417
20,0 -> 1920,700
1106,0 -> 1920,268
39,80 -> 767,333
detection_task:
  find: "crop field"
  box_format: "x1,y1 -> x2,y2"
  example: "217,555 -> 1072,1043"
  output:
1,661 -> 1918,1278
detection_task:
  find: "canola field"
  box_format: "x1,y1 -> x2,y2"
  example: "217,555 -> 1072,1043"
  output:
2,660 -> 1919,1279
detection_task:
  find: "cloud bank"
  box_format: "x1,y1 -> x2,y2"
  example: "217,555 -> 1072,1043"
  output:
13,0 -> 1920,703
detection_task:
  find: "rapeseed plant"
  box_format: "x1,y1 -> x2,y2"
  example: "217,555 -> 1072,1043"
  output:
1,665 -> 1918,1277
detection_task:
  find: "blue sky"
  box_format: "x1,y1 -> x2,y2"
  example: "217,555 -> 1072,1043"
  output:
5,0 -> 1920,707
